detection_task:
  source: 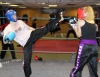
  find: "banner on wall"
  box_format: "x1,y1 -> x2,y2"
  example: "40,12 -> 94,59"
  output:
40,8 -> 65,14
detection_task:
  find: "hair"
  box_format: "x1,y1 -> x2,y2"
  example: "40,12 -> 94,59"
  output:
84,6 -> 95,23
33,18 -> 37,22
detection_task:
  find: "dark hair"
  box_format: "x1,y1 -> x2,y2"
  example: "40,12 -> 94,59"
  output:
34,18 -> 37,21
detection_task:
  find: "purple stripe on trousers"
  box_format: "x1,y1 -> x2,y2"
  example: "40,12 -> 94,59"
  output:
70,39 -> 97,77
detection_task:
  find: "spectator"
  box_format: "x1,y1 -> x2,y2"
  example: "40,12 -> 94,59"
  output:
0,22 -> 17,59
32,18 -> 37,29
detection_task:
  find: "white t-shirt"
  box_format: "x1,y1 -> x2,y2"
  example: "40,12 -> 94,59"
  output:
3,20 -> 33,47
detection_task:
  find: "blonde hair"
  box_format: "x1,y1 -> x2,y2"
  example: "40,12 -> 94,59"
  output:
84,6 -> 95,23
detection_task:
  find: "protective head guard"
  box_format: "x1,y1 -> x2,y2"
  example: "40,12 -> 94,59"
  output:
77,8 -> 85,20
5,9 -> 17,22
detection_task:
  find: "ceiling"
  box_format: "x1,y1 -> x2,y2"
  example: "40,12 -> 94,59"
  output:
0,0 -> 100,9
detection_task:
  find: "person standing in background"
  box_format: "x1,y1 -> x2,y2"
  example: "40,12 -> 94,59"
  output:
0,21 -> 17,59
66,24 -> 77,38
95,23 -> 99,45
32,18 -> 37,29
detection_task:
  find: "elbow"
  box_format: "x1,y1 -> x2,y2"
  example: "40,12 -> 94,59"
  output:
76,34 -> 81,38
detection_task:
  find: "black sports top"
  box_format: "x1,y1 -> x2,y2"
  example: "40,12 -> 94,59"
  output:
81,20 -> 96,40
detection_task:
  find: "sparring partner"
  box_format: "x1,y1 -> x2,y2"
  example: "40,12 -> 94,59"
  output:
69,6 -> 99,77
3,9 -> 64,77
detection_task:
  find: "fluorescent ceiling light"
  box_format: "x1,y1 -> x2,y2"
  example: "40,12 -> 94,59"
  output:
43,7 -> 49,8
49,5 -> 57,7
2,2 -> 11,4
9,5 -> 18,6
96,3 -> 100,5
0,2 -> 11,4
19,6 -> 27,8
38,3 -> 45,4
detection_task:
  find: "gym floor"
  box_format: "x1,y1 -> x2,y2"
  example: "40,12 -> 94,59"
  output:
0,59 -> 100,77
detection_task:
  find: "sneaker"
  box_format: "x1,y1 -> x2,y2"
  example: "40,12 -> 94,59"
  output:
13,58 -> 17,59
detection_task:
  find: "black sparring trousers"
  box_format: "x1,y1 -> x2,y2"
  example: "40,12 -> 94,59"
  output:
23,18 -> 60,77
1,42 -> 16,59
70,39 -> 99,77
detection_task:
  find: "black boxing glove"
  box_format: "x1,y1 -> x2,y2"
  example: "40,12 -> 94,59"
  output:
69,17 -> 78,29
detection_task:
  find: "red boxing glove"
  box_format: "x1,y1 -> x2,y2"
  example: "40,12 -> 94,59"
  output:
77,8 -> 85,20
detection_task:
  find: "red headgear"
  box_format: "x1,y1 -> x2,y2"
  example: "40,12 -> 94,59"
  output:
77,8 -> 85,20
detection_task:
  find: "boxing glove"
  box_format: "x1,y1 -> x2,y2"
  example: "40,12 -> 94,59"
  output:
69,17 -> 78,28
4,31 -> 16,42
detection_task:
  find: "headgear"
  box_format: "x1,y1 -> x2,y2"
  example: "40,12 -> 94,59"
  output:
77,8 -> 85,20
5,9 -> 17,22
